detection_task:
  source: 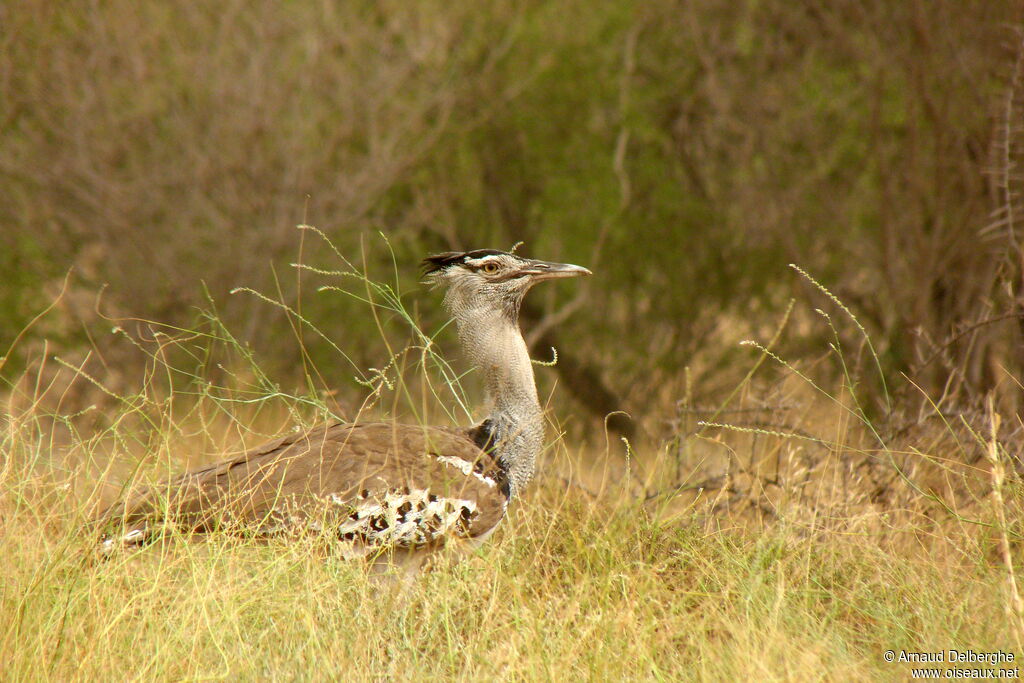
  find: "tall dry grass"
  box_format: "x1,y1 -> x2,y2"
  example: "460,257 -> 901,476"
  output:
1,243 -> 1021,680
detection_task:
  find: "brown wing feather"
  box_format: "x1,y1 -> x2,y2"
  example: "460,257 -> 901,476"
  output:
97,422 -> 508,554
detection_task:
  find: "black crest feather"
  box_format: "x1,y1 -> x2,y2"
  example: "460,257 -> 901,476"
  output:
421,249 -> 509,275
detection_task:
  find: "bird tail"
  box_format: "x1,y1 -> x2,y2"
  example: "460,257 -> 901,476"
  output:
96,522 -> 152,557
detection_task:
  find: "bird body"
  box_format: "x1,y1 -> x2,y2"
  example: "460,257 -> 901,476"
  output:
100,422 -> 506,557
97,249 -> 590,561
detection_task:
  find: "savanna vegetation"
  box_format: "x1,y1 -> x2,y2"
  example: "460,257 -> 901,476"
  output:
2,1 -> 1023,680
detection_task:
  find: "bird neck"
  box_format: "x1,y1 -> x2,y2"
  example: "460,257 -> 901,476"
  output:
451,304 -> 544,499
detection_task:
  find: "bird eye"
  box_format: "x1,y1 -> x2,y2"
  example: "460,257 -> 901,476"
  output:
481,262 -> 500,274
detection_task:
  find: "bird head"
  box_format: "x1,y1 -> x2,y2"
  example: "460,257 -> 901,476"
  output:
423,249 -> 591,321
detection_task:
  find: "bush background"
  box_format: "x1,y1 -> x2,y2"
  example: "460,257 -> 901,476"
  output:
4,1 -> 1023,428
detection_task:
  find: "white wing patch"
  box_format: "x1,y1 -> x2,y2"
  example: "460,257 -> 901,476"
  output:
235,488 -> 482,555
436,455 -> 497,488
329,488 -> 478,547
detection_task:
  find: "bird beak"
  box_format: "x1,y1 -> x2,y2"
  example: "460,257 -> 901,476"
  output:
521,259 -> 592,281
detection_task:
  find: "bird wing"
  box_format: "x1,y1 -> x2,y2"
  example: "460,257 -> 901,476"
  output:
97,422 -> 508,555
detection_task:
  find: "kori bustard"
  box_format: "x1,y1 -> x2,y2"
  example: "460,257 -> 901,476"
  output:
97,249 -> 590,560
